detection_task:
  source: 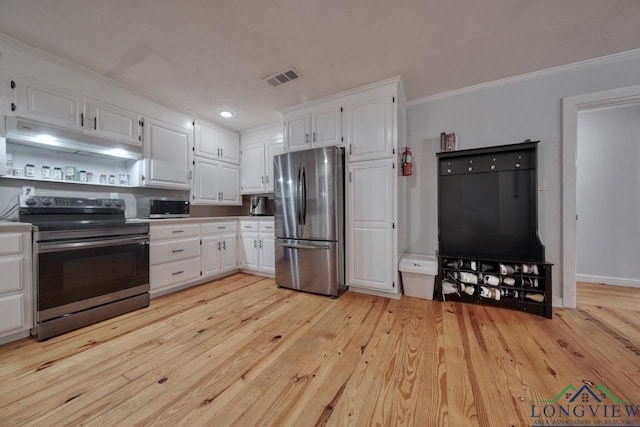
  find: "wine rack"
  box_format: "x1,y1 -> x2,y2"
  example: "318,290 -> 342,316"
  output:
437,257 -> 552,318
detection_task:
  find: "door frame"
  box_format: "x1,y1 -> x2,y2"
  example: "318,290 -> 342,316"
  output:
561,84 -> 640,308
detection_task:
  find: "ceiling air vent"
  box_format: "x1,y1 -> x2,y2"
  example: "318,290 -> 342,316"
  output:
264,67 -> 301,87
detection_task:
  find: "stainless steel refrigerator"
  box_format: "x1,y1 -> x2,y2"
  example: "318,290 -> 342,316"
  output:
274,146 -> 346,297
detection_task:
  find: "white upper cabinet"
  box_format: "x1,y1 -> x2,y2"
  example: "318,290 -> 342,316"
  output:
283,102 -> 342,152
192,157 -> 241,205
240,138 -> 284,194
344,93 -> 394,162
12,76 -> 83,130
265,139 -> 285,193
219,127 -> 240,164
87,99 -> 141,146
141,118 -> 192,190
10,75 -> 142,147
194,120 -> 240,165
284,113 -> 310,151
240,143 -> 265,194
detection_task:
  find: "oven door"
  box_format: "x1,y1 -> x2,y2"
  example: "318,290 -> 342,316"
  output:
36,235 -> 150,321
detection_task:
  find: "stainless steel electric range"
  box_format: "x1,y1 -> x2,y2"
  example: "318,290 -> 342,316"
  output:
19,195 -> 150,341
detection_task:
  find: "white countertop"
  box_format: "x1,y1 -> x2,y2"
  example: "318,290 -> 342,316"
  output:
141,216 -> 273,225
0,221 -> 33,232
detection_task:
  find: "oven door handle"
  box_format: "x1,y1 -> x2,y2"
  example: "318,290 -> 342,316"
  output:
38,236 -> 150,253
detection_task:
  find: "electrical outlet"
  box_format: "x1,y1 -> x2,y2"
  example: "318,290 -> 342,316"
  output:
110,192 -> 118,199
537,179 -> 545,191
22,186 -> 35,196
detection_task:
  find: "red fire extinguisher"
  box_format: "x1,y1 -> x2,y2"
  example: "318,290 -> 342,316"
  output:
402,147 -> 413,176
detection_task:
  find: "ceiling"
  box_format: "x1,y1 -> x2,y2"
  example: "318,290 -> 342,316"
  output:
1,0 -> 639,131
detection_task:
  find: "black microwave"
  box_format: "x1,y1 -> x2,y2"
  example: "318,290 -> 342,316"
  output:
136,197 -> 190,218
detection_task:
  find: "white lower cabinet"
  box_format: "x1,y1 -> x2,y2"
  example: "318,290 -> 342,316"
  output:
200,221 -> 237,278
239,219 -> 275,276
0,230 -> 33,343
150,223 -> 201,295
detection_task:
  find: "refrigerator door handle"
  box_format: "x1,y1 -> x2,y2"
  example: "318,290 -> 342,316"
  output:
296,166 -> 302,225
301,166 -> 307,225
277,241 -> 331,250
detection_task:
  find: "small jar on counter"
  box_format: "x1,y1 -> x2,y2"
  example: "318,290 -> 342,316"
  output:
25,164 -> 36,177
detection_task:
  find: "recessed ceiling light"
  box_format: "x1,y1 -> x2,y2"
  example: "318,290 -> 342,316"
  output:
219,110 -> 233,118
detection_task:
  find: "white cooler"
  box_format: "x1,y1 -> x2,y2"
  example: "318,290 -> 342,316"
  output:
399,254 -> 437,300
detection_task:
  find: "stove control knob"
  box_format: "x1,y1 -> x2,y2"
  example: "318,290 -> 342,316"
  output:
42,198 -> 53,206
25,197 -> 37,206
104,200 -> 112,207
115,200 -> 123,207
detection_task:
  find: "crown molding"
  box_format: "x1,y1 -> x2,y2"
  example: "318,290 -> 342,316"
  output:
407,49 -> 640,107
280,75 -> 402,114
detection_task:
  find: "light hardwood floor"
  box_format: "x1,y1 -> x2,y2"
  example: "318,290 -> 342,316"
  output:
0,275 -> 638,426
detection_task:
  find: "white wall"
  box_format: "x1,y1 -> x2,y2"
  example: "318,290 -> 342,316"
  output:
576,104 -> 640,287
403,50 -> 640,302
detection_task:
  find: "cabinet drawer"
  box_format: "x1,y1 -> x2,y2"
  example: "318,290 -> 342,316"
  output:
0,234 -> 23,255
150,223 -> 200,241
239,221 -> 259,232
150,237 -> 200,265
201,221 -> 237,235
0,294 -> 24,334
150,257 -> 201,290
259,221 -> 275,233
0,257 -> 22,293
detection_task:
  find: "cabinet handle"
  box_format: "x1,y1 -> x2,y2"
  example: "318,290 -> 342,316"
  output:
80,113 -> 84,127
221,148 -> 223,158
266,176 -> 269,184
305,133 -> 309,143
220,191 -> 223,200
349,144 -> 352,155
223,241 -> 226,250
218,242 -> 221,250
172,270 -> 185,276
217,148 -> 220,157
11,103 -> 16,112
254,240 -> 257,248
217,226 -> 226,229
93,116 -> 97,130
172,249 -> 184,253
260,240 -> 263,248
172,230 -> 185,234
261,176 -> 264,184
313,131 -> 317,142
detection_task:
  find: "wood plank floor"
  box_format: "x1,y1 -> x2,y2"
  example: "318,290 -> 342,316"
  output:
0,275 -> 638,426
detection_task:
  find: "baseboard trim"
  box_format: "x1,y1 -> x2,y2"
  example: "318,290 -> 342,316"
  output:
577,274 -> 640,288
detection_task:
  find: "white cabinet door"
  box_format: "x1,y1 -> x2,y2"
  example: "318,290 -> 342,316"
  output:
194,121 -> 220,160
14,76 -> 83,130
88,99 -> 141,146
345,95 -> 394,162
219,163 -> 241,205
260,234 -> 275,274
285,114 -> 310,152
143,119 -> 191,189
193,158 -> 220,204
347,158 -> 394,291
201,236 -> 222,277
240,144 -> 265,194
195,121 -> 240,165
221,234 -> 237,273
0,294 -> 23,335
219,127 -> 240,165
239,234 -> 259,270
265,139 -> 285,193
312,106 -> 342,148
